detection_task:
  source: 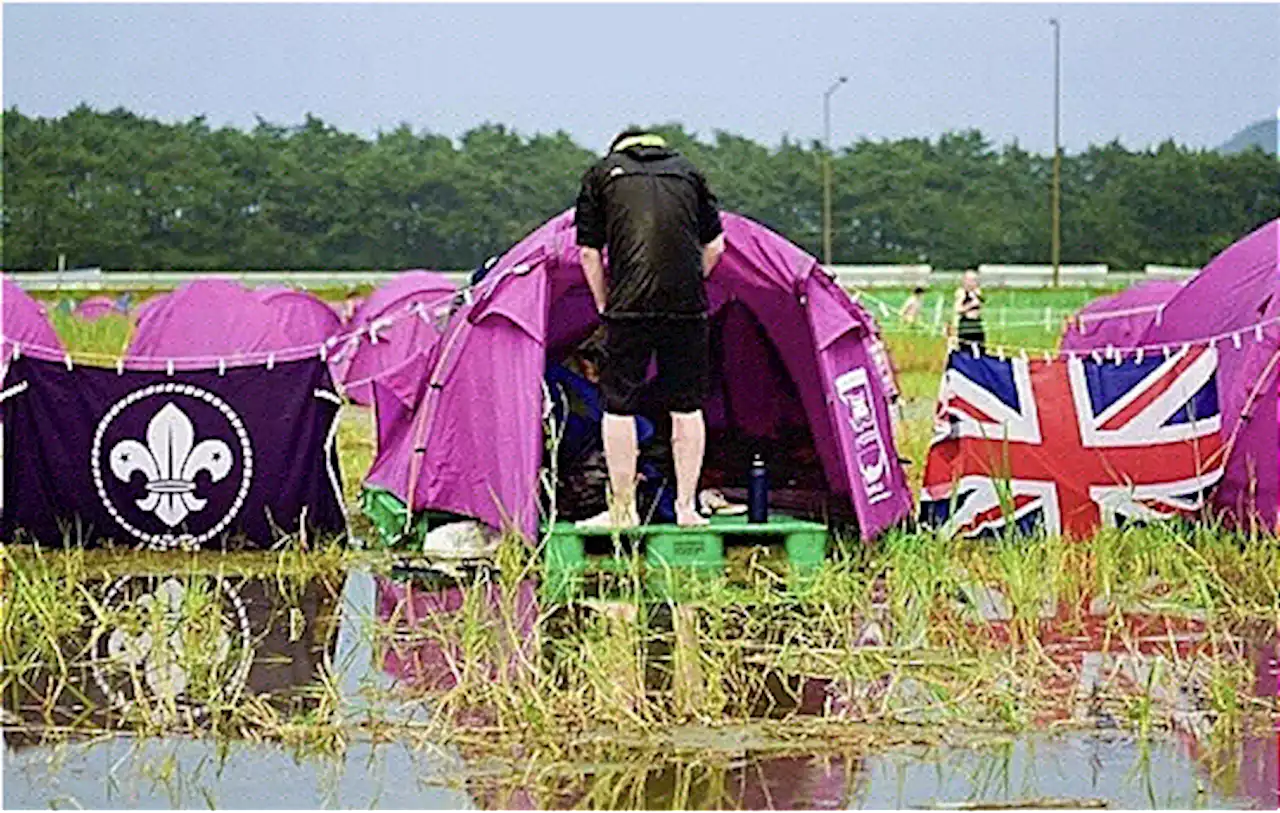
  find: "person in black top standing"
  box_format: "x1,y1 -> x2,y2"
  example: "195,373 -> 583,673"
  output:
574,129 -> 726,528
953,270 -> 985,351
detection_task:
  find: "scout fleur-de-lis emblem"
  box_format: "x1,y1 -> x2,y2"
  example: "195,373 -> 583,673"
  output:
109,403 -> 234,527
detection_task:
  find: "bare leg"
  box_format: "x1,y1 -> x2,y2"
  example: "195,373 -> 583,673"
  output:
576,413 -> 639,528
671,410 -> 709,527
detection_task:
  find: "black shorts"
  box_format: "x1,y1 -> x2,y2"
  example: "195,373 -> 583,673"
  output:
957,317 -> 985,349
601,316 -> 708,415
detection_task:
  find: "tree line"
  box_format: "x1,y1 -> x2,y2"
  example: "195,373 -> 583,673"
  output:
3,105 -> 1276,272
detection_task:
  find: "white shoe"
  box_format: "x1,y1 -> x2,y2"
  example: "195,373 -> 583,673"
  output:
420,521 -> 499,561
575,505 -> 639,530
698,489 -> 747,517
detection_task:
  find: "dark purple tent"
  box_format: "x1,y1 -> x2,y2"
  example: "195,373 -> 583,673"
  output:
4,275 -> 348,549
365,211 -> 913,541
1060,280 -> 1185,354
333,271 -> 456,406
1061,220 -> 1279,526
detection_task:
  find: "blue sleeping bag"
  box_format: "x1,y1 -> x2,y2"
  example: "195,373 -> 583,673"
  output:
546,364 -> 673,522
546,364 -> 654,456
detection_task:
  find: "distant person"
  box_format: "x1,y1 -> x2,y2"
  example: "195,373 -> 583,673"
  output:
342,292 -> 361,322
574,128 -> 726,528
899,286 -> 925,326
953,271 -> 985,350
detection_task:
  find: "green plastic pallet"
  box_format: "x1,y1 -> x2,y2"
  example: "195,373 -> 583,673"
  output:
542,514 -> 828,602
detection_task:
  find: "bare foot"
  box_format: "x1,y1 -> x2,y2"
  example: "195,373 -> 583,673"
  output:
675,506 -> 710,527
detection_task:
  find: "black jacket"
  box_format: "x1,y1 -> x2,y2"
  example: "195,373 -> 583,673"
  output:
575,143 -> 723,318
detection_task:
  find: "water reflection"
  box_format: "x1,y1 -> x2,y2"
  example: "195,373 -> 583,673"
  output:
3,570 -> 341,745
4,735 -> 469,809
374,569 -> 538,692
7,729 -> 1263,810
1174,630 -> 1278,809
3,563 -> 1275,810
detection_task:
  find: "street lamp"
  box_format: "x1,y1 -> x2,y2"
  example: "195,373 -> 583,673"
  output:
823,75 -> 848,267
1050,18 -> 1062,288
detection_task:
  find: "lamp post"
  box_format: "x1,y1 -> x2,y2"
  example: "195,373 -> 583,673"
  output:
1050,18 -> 1062,288
823,75 -> 848,267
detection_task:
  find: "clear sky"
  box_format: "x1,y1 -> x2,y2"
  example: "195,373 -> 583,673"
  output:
4,3 -> 1277,154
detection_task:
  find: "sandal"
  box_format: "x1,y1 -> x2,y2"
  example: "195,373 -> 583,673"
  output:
698,489 -> 748,517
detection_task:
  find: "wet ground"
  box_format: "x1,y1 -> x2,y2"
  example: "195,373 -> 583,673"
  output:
3,567 -> 1277,809
5,728 -> 1274,808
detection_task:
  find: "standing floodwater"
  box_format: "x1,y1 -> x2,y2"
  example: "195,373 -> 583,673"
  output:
4,563 -> 1278,810
3,729 -> 1271,809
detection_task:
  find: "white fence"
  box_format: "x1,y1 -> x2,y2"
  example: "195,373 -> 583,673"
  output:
1143,264 -> 1201,279
975,264 -> 1108,289
7,269 -> 469,292
831,264 -> 1195,289
7,263 -> 1199,293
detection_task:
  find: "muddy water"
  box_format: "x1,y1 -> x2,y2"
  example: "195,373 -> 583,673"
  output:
3,569 -> 1277,809
3,730 -> 1270,809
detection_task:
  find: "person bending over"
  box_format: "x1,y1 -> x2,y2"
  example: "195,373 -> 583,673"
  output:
574,129 -> 726,528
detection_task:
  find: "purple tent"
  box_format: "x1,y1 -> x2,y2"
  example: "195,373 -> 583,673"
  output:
253,286 -> 344,346
127,279 -> 301,366
73,295 -> 123,322
2,276 -> 63,370
365,211 -> 913,541
1060,279 -> 1185,354
339,295 -> 365,323
132,293 -> 166,326
1061,220 -> 1279,526
333,271 -> 456,406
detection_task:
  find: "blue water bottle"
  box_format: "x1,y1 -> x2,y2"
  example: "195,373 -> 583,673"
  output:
748,453 -> 769,524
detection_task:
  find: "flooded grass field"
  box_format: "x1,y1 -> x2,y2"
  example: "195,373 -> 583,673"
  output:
3,299 -> 1277,809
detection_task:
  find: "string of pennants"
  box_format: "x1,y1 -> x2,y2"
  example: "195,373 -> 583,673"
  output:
6,271 -> 1269,373
2,260 -> 541,373
849,288 -> 1277,363
0,284 -> 469,374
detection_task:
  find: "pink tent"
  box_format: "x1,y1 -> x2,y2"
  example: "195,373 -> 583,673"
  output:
365,211 -> 913,541
2,276 -> 62,446
1060,280 -> 1184,354
333,271 -> 456,406
132,293 -> 166,326
253,286 -> 343,346
2,276 -> 63,370
1061,220 -> 1279,526
73,295 -> 122,322
126,279 -> 303,368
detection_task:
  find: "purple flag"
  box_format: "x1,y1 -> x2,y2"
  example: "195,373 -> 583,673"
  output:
2,357 -> 346,549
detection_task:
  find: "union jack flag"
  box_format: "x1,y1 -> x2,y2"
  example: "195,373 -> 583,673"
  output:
920,346 -> 1226,538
